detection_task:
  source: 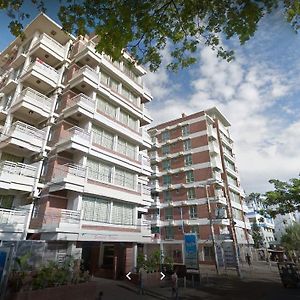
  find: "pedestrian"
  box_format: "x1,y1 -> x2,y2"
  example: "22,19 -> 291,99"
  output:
171,268 -> 179,300
245,253 -> 251,266
138,265 -> 146,295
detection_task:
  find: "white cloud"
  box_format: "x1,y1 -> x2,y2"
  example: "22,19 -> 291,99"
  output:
146,36 -> 300,194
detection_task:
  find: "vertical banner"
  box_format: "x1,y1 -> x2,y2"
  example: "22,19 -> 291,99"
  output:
184,233 -> 198,269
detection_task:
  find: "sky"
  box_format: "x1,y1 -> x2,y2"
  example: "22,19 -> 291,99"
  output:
0,3 -> 299,195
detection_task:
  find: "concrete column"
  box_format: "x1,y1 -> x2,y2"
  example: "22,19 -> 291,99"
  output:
133,243 -> 138,271
67,242 -> 82,259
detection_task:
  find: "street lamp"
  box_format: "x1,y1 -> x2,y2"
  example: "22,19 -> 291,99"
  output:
199,181 -> 220,275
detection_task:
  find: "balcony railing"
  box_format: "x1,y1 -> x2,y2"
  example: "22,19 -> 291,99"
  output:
72,65 -> 98,83
53,163 -> 87,180
7,121 -> 46,141
0,207 -> 30,227
42,208 -> 80,230
15,87 -> 53,112
66,93 -> 95,110
33,33 -> 66,58
0,160 -> 36,178
60,126 -> 91,144
22,59 -> 59,83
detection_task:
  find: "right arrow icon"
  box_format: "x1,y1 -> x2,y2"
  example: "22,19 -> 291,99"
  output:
160,272 -> 165,280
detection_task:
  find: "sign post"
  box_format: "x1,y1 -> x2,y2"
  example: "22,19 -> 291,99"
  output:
184,233 -> 198,269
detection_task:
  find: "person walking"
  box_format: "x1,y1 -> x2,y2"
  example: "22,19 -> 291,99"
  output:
245,253 -> 251,266
171,269 -> 179,300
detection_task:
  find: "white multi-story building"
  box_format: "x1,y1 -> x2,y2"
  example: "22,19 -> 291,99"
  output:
0,13 -> 153,278
273,212 -> 298,242
245,196 -> 275,248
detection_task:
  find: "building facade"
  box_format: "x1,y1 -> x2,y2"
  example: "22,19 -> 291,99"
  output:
273,212 -> 299,242
0,14 -> 153,278
146,109 -> 253,269
245,196 -> 275,248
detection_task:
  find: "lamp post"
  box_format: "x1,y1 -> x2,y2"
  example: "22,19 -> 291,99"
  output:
199,182 -> 220,275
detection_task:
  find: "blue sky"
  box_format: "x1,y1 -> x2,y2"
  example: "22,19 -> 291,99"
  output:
1,5 -> 299,194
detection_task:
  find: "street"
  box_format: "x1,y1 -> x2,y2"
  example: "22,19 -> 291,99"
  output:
91,261 -> 300,300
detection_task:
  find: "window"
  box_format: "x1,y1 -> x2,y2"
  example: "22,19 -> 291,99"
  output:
110,78 -> 119,92
111,202 -> 134,225
186,170 -> 194,183
96,95 -> 117,119
122,86 -> 139,106
187,188 -> 196,200
82,196 -> 110,222
87,159 -> 112,183
191,225 -> 199,236
100,71 -> 110,86
162,130 -> 170,142
162,145 -> 170,155
183,139 -> 191,151
232,208 -> 243,221
225,159 -> 235,171
182,125 -> 190,136
162,159 -> 171,170
3,91 -> 14,110
165,226 -> 174,239
230,191 -> 240,203
117,137 -> 136,159
163,190 -> 172,202
162,175 -> 171,185
92,125 -> 114,150
190,206 -> 197,218
165,208 -> 173,220
204,246 -> 214,261
184,154 -> 192,166
119,109 -> 138,131
0,195 -> 13,209
227,175 -> 238,186
115,168 -> 135,189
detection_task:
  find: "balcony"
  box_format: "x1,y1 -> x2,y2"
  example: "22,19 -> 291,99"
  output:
20,59 -> 59,93
140,128 -> 152,150
11,87 -> 53,122
209,141 -> 220,156
138,184 -> 152,203
0,161 -> 36,192
69,65 -> 98,92
42,208 -> 80,232
0,69 -> 19,94
207,126 -> 218,141
62,93 -> 95,120
30,33 -> 67,65
0,121 -> 46,156
141,104 -> 152,126
0,206 -> 31,240
50,163 -> 86,193
56,126 -> 91,153
137,217 -> 151,237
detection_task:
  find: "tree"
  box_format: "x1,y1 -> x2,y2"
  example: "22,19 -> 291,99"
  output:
252,221 -> 264,249
1,0 -> 300,71
262,178 -> 300,217
281,223 -> 300,252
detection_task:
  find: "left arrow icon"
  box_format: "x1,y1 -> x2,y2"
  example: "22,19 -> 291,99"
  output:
126,272 -> 132,280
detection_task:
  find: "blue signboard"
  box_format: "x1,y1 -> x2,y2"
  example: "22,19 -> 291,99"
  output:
184,233 -> 198,269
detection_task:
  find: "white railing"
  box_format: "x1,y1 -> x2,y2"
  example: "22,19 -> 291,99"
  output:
67,93 -> 95,109
23,59 -> 59,81
73,65 -> 98,82
59,126 -> 90,145
8,121 -> 46,141
35,33 -> 66,56
0,160 -> 36,177
15,87 -> 53,111
63,163 -> 86,178
42,208 -> 80,229
0,207 -> 29,225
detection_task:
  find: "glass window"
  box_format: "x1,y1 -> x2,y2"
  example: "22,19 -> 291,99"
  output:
96,95 -> 117,119
117,137 -> 136,159
190,206 -> 197,218
183,139 -> 191,151
87,159 -> 112,183
186,170 -> 194,183
82,196 -> 110,222
162,159 -> 171,170
100,71 -> 109,86
162,175 -> 171,185
92,125 -> 114,150
182,125 -> 190,136
115,168 -> 135,189
109,77 -> 119,93
111,202 -> 134,225
187,188 -> 196,200
165,208 -> 173,220
184,154 -> 192,166
162,130 -> 170,142
0,195 -> 14,209
163,190 -> 172,202
162,145 -> 170,155
165,226 -> 174,239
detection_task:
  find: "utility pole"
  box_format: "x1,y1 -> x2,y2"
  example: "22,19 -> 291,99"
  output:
200,183 -> 220,275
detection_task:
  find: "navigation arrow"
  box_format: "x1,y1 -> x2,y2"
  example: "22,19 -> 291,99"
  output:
160,272 -> 165,280
126,272 -> 132,280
